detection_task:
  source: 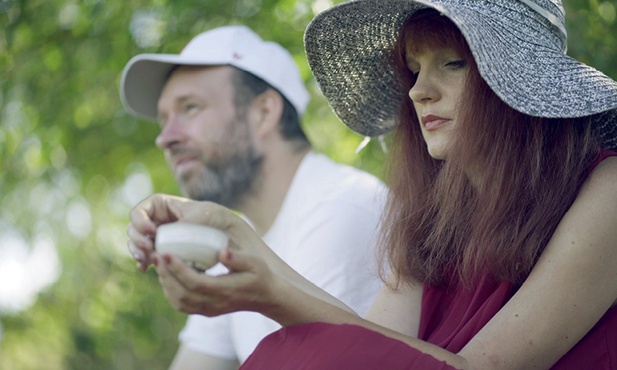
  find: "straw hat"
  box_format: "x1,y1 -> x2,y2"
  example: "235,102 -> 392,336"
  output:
304,0 -> 617,150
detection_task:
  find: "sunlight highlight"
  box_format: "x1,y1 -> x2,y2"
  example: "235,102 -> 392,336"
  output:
0,230 -> 61,314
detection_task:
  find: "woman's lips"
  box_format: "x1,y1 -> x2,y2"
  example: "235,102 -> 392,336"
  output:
421,114 -> 450,131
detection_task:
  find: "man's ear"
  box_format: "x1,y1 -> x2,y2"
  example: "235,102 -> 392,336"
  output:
249,89 -> 283,139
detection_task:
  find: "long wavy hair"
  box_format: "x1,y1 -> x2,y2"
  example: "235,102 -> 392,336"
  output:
378,10 -> 600,288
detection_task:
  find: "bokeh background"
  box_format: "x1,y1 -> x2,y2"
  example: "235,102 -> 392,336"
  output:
0,0 -> 615,369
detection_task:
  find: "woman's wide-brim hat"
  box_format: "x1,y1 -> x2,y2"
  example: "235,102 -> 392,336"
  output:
304,0 -> 617,150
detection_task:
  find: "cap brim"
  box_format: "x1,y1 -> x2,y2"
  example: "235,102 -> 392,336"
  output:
120,54 -> 231,121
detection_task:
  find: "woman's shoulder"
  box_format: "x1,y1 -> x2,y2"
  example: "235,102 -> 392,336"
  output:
568,153 -> 617,223
585,153 -> 617,192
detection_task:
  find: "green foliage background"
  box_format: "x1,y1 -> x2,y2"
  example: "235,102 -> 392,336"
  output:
0,0 -> 615,369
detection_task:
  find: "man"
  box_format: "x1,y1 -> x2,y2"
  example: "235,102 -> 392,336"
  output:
120,25 -> 386,369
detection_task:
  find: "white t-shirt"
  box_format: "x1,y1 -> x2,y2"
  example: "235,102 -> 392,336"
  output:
177,152 -> 387,363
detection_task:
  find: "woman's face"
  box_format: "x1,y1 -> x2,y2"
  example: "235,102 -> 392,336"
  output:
406,45 -> 468,160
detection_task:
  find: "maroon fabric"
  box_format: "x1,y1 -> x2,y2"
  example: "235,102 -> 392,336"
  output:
418,150 -> 617,368
241,322 -> 455,369
241,150 -> 617,369
418,274 -> 516,352
419,277 -> 617,369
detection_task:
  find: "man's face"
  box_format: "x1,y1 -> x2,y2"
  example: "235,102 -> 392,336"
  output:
155,65 -> 263,208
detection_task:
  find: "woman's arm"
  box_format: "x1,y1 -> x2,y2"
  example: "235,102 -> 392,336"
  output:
139,195 -> 464,367
130,157 -> 617,369
457,157 -> 617,369
128,194 -> 357,314
246,157 -> 617,369
365,276 -> 423,338
155,253 -> 466,368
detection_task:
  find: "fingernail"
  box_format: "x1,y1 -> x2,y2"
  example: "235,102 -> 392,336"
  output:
163,254 -> 172,264
133,251 -> 143,262
152,255 -> 159,266
226,249 -> 233,260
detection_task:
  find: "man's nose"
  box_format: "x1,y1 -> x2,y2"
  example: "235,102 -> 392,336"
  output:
155,116 -> 185,149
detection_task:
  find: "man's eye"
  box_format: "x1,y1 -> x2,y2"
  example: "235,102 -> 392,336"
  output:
183,103 -> 201,116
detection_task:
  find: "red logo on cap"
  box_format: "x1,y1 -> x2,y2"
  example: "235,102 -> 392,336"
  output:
232,52 -> 243,60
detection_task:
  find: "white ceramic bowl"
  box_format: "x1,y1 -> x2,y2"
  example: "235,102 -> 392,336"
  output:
155,222 -> 228,271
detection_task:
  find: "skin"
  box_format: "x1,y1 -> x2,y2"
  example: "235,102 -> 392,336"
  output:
129,155 -> 617,369
129,65 -> 310,370
407,47 -> 467,160
156,65 -> 262,208
128,47 -> 617,369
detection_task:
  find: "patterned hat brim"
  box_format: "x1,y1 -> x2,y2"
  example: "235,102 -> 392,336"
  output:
304,0 -> 617,150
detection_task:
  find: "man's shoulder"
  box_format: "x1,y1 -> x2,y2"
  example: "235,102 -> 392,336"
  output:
290,152 -> 387,211
300,152 -> 386,190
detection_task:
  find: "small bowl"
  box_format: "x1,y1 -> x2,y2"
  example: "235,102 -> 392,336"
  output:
155,222 -> 228,271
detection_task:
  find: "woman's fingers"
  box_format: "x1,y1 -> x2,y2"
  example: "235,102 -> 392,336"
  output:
155,249 -> 273,316
130,194 -> 262,256
127,194 -> 191,271
127,194 -> 281,315
156,254 -> 211,314
127,240 -> 148,272
126,220 -> 157,271
129,193 -> 191,229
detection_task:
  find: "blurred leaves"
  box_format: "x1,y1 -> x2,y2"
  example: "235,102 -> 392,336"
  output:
0,0 -> 615,369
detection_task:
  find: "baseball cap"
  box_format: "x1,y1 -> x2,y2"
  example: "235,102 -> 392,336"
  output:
120,25 -> 310,121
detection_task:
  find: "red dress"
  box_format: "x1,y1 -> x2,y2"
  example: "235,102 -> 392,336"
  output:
241,151 -> 617,369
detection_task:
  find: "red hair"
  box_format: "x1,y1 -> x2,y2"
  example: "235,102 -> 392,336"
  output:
379,10 -> 600,288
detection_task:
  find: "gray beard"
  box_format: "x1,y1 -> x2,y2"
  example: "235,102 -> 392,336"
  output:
179,144 -> 263,209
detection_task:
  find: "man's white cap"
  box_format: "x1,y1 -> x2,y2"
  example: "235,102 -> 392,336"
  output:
120,25 -> 310,121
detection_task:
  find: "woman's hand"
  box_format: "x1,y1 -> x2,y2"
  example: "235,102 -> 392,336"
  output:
127,193 -> 258,269
127,193 -> 286,316
126,194 -> 191,271
127,193 -> 358,323
154,247 -> 282,317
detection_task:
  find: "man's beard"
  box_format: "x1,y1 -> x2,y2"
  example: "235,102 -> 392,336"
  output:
179,145 -> 263,209
174,110 -> 264,209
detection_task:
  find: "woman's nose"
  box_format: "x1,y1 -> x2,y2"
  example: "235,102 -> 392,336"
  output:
408,72 -> 440,104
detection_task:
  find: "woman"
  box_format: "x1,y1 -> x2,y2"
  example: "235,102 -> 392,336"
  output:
128,0 -> 617,368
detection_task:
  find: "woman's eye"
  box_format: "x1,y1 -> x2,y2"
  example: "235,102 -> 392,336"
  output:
407,67 -> 419,80
446,60 -> 466,69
